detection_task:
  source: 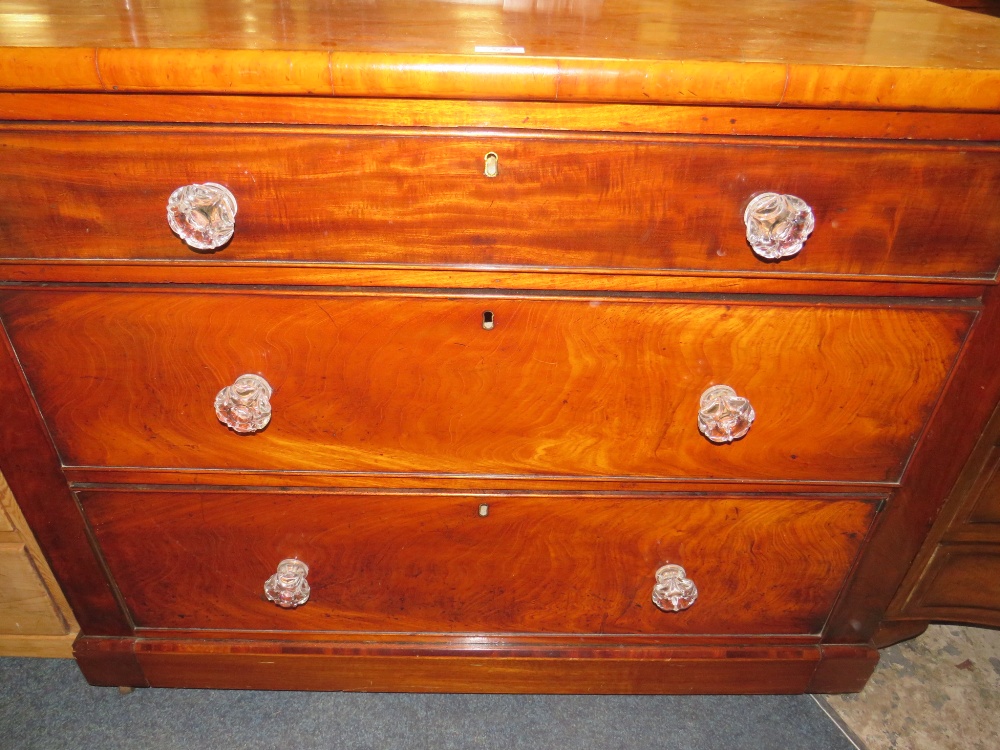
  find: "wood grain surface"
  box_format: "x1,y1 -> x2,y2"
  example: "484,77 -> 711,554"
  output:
0,473 -> 77,656
3,96 -> 1000,142
79,489 -> 877,636
966,446 -> 1000,524
2,128 -> 998,281
0,321 -> 133,637
0,544 -> 69,637
129,640 -> 836,693
0,0 -> 994,698
879,395 -> 1000,634
902,543 -> 1000,627
0,264 -> 985,297
0,289 -> 974,483
823,284 -> 1000,643
0,0 -> 998,110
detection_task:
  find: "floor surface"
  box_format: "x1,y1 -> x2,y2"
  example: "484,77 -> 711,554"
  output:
3,625 -> 998,749
824,625 -> 1000,750
0,658 -> 856,750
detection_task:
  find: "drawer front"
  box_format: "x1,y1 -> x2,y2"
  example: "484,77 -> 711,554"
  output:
2,129 -> 998,280
0,289 -> 972,483
80,490 -> 878,635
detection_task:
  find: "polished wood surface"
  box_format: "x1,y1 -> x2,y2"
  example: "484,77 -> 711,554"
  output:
0,326 -> 133,638
0,289 -> 973,483
824,284 -> 1000,641
903,544 -> 1000,623
126,638 -> 836,694
964,440 -> 1000,524
0,264 -> 984,297
80,489 -> 876,635
0,1 -> 998,110
0,0 -> 997,694
806,645 -> 880,693
70,634 -> 877,695
2,128 -> 998,281
880,394 -> 1000,631
4,96 -> 1000,142
968,487 -> 1000,523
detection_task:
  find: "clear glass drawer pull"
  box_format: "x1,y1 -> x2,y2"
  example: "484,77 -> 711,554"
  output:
264,559 -> 311,609
215,374 -> 272,434
744,192 -> 815,260
167,182 -> 238,250
698,385 -> 755,443
652,563 -> 698,612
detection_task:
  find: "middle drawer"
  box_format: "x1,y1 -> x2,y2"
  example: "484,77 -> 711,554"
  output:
0,289 -> 974,483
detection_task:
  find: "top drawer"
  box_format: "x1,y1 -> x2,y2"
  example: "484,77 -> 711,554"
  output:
1,128 -> 998,281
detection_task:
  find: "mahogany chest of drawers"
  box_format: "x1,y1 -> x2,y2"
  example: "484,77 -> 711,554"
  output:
0,0 -> 999,693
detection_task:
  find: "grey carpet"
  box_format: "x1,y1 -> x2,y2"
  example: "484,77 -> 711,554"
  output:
0,658 -> 859,750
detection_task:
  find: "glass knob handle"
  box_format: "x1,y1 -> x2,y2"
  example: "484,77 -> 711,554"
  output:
215,374 -> 273,434
744,192 -> 815,260
167,182 -> 238,250
698,385 -> 755,443
652,563 -> 698,613
264,559 -> 310,609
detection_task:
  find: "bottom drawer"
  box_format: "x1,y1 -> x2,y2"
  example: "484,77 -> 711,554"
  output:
80,490 -> 878,636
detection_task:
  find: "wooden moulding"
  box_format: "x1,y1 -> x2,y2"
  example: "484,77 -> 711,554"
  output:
1,47 -> 999,113
73,636 -> 877,694
2,95 -> 1000,141
0,263 -> 989,296
74,636 -> 147,688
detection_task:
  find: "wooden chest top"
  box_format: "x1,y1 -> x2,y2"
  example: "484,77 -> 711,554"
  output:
0,0 -> 999,111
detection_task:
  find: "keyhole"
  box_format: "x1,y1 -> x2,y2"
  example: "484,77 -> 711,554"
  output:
482,311 -> 495,330
484,152 -> 499,178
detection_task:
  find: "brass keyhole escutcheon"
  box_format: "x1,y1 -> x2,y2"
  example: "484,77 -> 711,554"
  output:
484,152 -> 499,178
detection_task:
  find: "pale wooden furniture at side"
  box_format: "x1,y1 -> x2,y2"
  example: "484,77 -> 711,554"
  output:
0,473 -> 77,657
